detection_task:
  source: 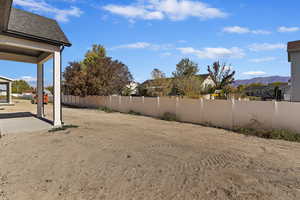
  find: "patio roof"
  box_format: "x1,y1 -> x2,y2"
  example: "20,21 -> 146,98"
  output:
0,76 -> 13,83
0,0 -> 70,126
0,0 -> 71,47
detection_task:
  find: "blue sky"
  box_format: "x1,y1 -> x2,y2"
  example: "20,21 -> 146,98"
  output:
1,0 -> 300,86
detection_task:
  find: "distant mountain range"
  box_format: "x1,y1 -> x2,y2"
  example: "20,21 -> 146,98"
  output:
233,76 -> 290,87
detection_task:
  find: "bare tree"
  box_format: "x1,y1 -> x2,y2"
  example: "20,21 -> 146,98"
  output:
207,61 -> 235,90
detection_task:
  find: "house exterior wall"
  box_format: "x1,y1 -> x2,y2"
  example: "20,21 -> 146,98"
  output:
201,77 -> 215,89
0,77 -> 13,104
289,51 -> 300,102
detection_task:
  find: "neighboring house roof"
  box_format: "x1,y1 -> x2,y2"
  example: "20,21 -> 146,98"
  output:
0,76 -> 13,82
0,0 -> 71,47
141,74 -> 212,87
197,74 -> 210,79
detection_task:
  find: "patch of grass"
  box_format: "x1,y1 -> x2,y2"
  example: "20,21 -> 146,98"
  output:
161,112 -> 177,121
128,110 -> 141,115
98,106 -> 115,113
49,124 -> 79,133
234,127 -> 300,142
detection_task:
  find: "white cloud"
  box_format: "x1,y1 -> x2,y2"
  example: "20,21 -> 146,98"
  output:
102,5 -> 164,20
20,76 -> 37,82
223,26 -> 271,35
103,0 -> 227,21
177,40 -> 187,43
13,0 -> 82,22
249,57 -> 276,63
251,30 -> 271,35
161,52 -> 172,56
223,26 -> 249,34
111,42 -> 172,50
177,46 -> 245,59
243,71 -> 267,76
278,26 -> 300,33
112,42 -> 152,49
249,43 -> 286,52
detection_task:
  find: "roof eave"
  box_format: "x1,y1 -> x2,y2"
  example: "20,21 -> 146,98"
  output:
0,76 -> 14,82
2,29 -> 72,48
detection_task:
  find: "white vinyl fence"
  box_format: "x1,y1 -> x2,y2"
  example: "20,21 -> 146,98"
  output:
62,95 -> 300,133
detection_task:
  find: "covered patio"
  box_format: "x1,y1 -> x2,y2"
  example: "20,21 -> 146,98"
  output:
0,76 -> 13,105
0,0 -> 71,128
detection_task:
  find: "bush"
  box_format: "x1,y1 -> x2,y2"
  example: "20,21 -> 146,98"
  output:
49,124 -> 79,132
128,110 -> 141,115
248,96 -> 262,101
98,106 -> 115,113
234,127 -> 300,142
161,112 -> 177,121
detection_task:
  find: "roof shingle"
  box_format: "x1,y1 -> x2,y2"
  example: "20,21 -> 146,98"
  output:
6,8 -> 71,46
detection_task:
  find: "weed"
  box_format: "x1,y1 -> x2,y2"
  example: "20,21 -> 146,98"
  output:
128,110 -> 141,115
49,124 -> 79,133
98,106 -> 115,113
234,127 -> 300,142
161,112 -> 177,121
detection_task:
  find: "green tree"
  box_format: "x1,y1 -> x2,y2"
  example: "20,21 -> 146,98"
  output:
147,68 -> 171,96
151,68 -> 166,79
207,61 -> 235,90
171,58 -> 201,97
45,86 -> 54,94
12,80 -> 32,94
268,82 -> 288,87
172,58 -> 199,78
83,45 -> 106,67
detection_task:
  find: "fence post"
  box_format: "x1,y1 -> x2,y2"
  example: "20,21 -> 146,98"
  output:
142,96 -> 145,104
157,96 -> 160,116
231,98 -> 235,130
200,98 -> 204,124
272,101 -> 278,130
119,96 -> 122,111
109,95 -> 112,109
175,96 -> 179,117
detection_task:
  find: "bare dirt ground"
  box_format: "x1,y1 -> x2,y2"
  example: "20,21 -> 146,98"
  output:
0,100 -> 300,200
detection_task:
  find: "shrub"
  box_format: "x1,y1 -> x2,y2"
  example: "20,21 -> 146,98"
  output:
234,127 -> 300,142
49,124 -> 79,132
128,110 -> 141,115
161,112 -> 177,121
98,106 -> 115,113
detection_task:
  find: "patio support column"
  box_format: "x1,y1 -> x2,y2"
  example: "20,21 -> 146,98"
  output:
53,51 -> 62,126
37,63 -> 44,118
8,81 -> 12,104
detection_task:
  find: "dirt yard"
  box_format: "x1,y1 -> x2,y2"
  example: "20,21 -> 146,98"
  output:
0,100 -> 300,200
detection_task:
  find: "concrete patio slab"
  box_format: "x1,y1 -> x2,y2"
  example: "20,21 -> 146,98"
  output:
0,112 -> 52,134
